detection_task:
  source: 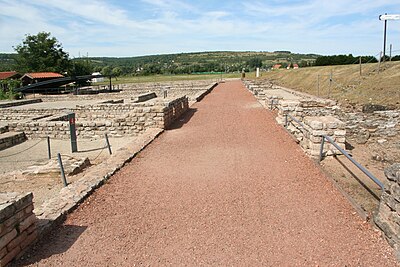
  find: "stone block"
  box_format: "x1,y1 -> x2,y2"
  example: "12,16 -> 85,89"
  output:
384,164 -> 400,183
0,245 -> 21,267
20,230 -> 37,250
19,214 -> 36,233
0,229 -> 17,250
309,120 -> 323,130
6,231 -> 27,251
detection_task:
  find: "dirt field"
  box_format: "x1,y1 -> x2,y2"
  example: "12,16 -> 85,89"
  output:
0,136 -> 138,208
13,81 -> 398,266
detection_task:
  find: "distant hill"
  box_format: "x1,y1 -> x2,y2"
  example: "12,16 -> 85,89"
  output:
0,51 -> 319,75
0,54 -> 17,72
87,51 -> 319,75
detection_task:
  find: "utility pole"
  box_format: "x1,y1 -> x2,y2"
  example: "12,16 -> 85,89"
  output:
389,44 -> 392,61
383,13 -> 387,62
359,56 -> 362,76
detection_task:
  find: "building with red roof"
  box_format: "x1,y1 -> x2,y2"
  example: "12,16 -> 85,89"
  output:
272,64 -> 282,70
21,72 -> 64,86
0,71 -> 21,80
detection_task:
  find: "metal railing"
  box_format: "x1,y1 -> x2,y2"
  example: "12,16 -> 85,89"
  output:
283,113 -> 384,191
269,99 -> 279,110
284,114 -> 309,133
319,135 -> 384,190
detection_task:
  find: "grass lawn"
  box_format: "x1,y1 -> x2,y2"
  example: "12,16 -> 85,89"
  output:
95,72 -> 242,86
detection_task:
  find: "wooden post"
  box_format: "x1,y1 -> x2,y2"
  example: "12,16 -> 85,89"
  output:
378,52 -> 382,73
359,56 -> 362,76
328,70 -> 332,98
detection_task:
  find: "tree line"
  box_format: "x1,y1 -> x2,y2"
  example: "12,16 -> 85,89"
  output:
314,54 -> 380,66
1,32 -> 321,78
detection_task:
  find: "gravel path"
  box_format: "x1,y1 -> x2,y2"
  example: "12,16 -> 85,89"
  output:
15,81 -> 398,266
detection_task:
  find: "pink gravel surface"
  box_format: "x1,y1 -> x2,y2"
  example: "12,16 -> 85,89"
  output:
14,81 -> 398,266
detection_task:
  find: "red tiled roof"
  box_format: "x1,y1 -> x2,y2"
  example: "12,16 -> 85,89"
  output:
0,71 -> 19,80
23,72 -> 64,79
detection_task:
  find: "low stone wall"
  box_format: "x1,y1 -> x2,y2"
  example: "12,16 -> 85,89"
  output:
375,164 -> 400,258
301,116 -> 346,158
245,80 -> 346,159
132,92 -> 157,103
0,132 -> 26,151
6,96 -> 189,139
0,99 -> 42,109
164,96 -> 189,128
338,110 -> 399,144
0,192 -> 37,266
284,115 -> 346,158
0,109 -> 54,121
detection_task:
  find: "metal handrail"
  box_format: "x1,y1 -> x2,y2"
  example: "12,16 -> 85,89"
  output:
320,135 -> 384,190
283,114 -> 384,190
269,99 -> 279,110
284,114 -> 310,133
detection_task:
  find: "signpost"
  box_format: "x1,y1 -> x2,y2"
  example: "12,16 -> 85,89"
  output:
68,113 -> 78,153
379,14 -> 400,20
379,14 -> 400,61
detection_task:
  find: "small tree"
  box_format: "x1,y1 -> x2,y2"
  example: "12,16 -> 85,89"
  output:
69,60 -> 93,77
14,32 -> 70,73
101,66 -> 112,77
0,79 -> 21,100
112,67 -> 122,80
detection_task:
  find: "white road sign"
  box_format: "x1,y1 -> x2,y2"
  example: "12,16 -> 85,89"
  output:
379,14 -> 400,20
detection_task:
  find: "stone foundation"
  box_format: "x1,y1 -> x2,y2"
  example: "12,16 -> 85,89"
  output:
302,116 -> 346,158
0,132 -> 26,151
4,96 -> 189,139
244,80 -> 346,159
375,164 -> 400,258
0,193 -> 37,267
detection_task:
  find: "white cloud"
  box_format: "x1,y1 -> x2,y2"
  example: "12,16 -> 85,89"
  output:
0,0 -> 398,56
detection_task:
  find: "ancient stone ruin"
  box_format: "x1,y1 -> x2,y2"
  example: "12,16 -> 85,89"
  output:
375,164 -> 400,257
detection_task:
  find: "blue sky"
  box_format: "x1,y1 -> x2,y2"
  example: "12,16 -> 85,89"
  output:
0,0 -> 399,57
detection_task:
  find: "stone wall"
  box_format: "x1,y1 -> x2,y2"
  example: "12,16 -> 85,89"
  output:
284,115 -> 346,158
0,99 -> 42,109
5,96 -> 189,139
244,80 -> 346,159
26,81 -> 217,103
0,193 -> 37,266
301,116 -> 346,158
375,164 -> 400,258
164,96 -> 189,128
0,132 -> 26,151
338,110 -> 399,144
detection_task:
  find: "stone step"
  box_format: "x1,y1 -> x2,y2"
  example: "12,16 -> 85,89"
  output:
0,131 -> 27,151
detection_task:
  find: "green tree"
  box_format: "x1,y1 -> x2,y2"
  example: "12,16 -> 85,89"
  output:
69,60 -> 93,77
112,67 -> 122,80
14,32 -> 70,73
101,66 -> 112,77
247,57 -> 263,69
0,79 -> 21,100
